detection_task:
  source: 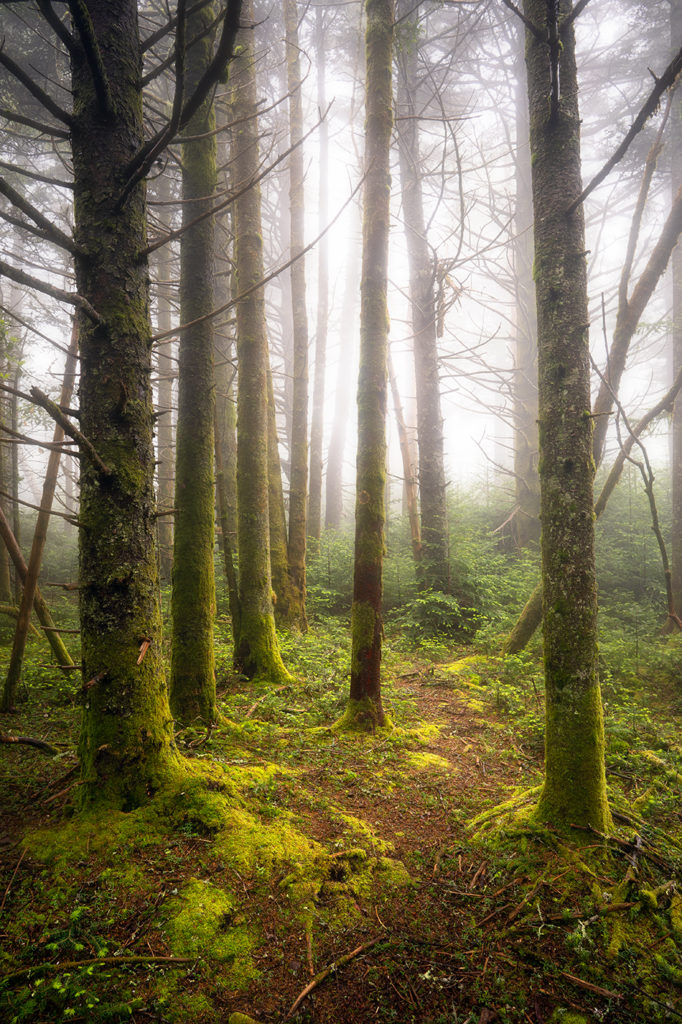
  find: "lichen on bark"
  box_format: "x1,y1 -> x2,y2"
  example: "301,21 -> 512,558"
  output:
71,0 -> 181,806
523,0 -> 610,831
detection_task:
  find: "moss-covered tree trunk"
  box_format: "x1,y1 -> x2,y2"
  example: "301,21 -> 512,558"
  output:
72,0 -> 180,805
214,138 -> 241,641
395,0 -> 449,593
153,171 -> 175,583
308,4 -> 329,547
170,2 -> 218,727
342,0 -> 394,731
231,0 -> 291,683
524,0 -> 610,830
283,0 -> 309,630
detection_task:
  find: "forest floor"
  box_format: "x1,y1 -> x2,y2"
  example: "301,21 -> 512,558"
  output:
1,617 -> 682,1024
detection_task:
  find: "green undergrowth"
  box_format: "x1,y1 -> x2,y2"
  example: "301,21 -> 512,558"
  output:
3,607 -> 682,1022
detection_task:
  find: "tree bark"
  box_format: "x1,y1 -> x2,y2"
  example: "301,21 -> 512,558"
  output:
153,175 -> 175,584
341,0 -> 394,731
170,1 -> 219,726
283,0 -> 309,630
231,0 -> 291,682
524,0 -> 610,830
72,0 -> 180,805
214,121 -> 241,642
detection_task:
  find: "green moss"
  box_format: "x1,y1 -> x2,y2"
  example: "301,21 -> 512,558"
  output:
333,697 -> 393,734
351,601 -> 378,675
406,751 -> 453,772
215,805 -> 324,872
229,1015 -> 263,1024
655,953 -> 682,986
469,785 -> 542,836
164,879 -> 258,989
670,893 -> 682,939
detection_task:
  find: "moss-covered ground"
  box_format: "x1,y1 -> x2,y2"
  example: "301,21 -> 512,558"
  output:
2,604 -> 682,1023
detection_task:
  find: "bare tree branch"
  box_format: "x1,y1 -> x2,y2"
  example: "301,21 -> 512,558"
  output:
0,158 -> 73,189
567,47 -> 682,214
0,44 -> 73,126
0,106 -> 70,138
37,0 -> 78,56
0,259 -> 101,323
0,176 -> 78,254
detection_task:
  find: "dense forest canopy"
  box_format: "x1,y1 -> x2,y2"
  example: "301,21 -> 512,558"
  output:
0,1 -> 682,1022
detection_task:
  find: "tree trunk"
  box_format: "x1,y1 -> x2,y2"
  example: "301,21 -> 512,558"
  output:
267,359 -> 298,622
170,1 -> 218,727
214,145 -> 241,642
2,323 -> 78,711
232,0 -> 291,682
283,0 -> 309,630
72,0 -> 180,805
524,0 -> 610,830
308,4 -> 329,546
341,0 -> 394,732
153,175 -> 175,583
395,0 -> 449,593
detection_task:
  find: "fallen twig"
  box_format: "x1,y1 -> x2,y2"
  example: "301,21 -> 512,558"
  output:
560,971 -> 622,1000
3,954 -> 195,984
284,936 -> 382,1020
0,733 -> 59,756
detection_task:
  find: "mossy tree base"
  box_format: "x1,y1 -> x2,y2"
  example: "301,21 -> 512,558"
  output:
333,697 -> 393,734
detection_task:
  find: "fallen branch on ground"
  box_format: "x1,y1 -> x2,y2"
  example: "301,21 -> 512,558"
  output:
0,733 -> 59,756
284,936 -> 382,1020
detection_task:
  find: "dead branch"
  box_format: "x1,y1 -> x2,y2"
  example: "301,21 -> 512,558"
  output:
3,955 -> 194,985
561,972 -> 623,1000
28,387 -> 110,476
0,176 -> 78,255
568,47 -> 682,214
0,259 -> 101,323
0,46 -> 73,126
284,937 -> 382,1020
0,733 -> 60,756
